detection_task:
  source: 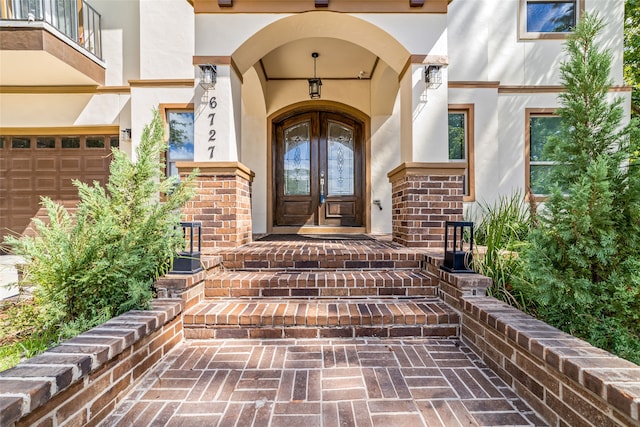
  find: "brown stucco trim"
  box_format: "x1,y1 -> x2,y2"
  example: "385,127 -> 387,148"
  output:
0,27 -> 105,85
499,85 -> 632,93
449,81 -> 500,89
128,79 -> 195,87
192,0 -> 448,13
0,125 -> 119,135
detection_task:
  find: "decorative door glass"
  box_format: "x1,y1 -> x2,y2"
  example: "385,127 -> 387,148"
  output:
284,121 -> 311,195
327,121 -> 354,196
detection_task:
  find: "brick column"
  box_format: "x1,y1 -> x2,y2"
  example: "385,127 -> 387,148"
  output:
177,162 -> 254,253
387,162 -> 466,248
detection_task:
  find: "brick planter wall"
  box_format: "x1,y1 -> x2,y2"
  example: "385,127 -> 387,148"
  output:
424,255 -> 640,427
155,256 -> 222,310
0,300 -> 183,427
177,162 -> 255,253
387,162 -> 465,248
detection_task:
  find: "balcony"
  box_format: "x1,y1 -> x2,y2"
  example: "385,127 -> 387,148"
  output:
0,0 -> 105,86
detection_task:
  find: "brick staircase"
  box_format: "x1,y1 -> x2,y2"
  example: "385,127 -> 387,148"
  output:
183,236 -> 460,340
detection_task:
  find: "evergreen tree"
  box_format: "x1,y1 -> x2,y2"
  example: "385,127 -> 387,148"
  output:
522,14 -> 640,364
5,110 -> 197,334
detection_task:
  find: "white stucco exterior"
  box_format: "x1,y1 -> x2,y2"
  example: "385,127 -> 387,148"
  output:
0,0 -> 631,236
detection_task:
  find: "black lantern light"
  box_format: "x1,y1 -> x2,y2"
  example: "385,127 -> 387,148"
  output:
308,52 -> 322,99
169,221 -> 203,274
440,221 -> 475,273
424,65 -> 442,89
198,64 -> 217,90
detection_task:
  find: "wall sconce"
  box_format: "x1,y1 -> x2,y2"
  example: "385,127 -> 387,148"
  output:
121,128 -> 131,140
199,64 -> 217,90
308,52 -> 322,99
424,65 -> 442,89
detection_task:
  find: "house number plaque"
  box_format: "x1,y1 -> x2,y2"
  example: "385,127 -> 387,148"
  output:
208,96 -> 217,159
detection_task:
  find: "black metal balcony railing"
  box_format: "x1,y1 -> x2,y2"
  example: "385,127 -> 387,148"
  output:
1,0 -> 102,59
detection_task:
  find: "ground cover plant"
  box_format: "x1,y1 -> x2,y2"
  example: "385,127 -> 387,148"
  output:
0,110 -> 196,370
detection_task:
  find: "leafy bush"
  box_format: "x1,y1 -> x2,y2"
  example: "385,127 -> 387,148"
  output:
4,110 -> 196,333
521,14 -> 640,365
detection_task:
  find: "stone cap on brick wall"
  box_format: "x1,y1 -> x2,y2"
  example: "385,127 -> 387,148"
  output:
387,162 -> 467,183
155,256 -> 221,293
175,161 -> 255,182
463,296 -> 640,424
0,299 -> 183,426
425,254 -> 492,296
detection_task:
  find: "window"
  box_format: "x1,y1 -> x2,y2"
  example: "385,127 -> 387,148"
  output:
62,137 -> 81,148
448,105 -> 475,201
36,137 -> 56,149
520,0 -> 583,39
165,109 -> 194,177
526,110 -> 562,196
86,136 -> 105,148
11,137 -> 30,149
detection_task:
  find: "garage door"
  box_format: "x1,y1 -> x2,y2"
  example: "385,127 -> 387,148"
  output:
0,133 -> 118,242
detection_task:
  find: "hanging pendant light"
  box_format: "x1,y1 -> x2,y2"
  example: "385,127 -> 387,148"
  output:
308,52 -> 322,99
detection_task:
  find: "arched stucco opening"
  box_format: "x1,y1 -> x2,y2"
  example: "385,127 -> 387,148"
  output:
229,11 -> 410,234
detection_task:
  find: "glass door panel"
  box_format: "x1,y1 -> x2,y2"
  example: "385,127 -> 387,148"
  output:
327,121 -> 354,196
283,122 -> 311,196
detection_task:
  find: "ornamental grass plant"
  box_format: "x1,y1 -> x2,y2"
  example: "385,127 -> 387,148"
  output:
467,191 -> 534,311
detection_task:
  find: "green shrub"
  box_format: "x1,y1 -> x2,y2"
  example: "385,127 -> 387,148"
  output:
4,110 -> 196,331
522,14 -> 640,365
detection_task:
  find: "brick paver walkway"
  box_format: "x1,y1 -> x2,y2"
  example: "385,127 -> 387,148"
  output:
102,338 -> 547,426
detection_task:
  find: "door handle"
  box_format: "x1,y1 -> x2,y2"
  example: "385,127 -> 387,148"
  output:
320,171 -> 325,204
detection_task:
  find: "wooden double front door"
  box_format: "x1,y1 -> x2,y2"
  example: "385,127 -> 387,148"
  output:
274,111 -> 364,227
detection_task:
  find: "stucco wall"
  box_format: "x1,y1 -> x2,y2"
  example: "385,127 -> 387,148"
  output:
448,0 -> 626,86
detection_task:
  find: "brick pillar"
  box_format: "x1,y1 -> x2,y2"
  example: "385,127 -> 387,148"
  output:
387,162 -> 466,248
177,162 -> 254,253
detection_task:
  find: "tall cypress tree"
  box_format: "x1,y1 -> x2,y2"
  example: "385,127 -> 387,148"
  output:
523,14 -> 640,363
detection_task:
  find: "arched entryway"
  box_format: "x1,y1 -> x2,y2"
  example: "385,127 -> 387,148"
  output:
271,105 -> 368,231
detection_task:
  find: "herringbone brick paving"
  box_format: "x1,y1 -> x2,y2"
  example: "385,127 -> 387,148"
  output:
103,338 -> 548,426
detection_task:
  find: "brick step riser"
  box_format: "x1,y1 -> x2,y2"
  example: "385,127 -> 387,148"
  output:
206,276 -> 436,289
204,287 -> 438,298
184,325 -> 459,340
184,303 -> 457,328
222,259 -> 423,271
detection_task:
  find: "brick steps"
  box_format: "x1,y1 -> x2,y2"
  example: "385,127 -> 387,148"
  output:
219,241 -> 423,271
183,298 -> 459,339
183,237 -> 458,340
204,270 -> 437,298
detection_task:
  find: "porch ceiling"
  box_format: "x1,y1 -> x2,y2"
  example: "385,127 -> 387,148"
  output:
260,37 -> 378,81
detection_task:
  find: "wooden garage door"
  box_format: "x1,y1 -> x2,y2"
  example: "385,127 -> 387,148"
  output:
0,134 -> 117,241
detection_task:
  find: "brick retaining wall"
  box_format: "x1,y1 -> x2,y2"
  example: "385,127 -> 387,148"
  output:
425,254 -> 640,427
0,300 -> 183,427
